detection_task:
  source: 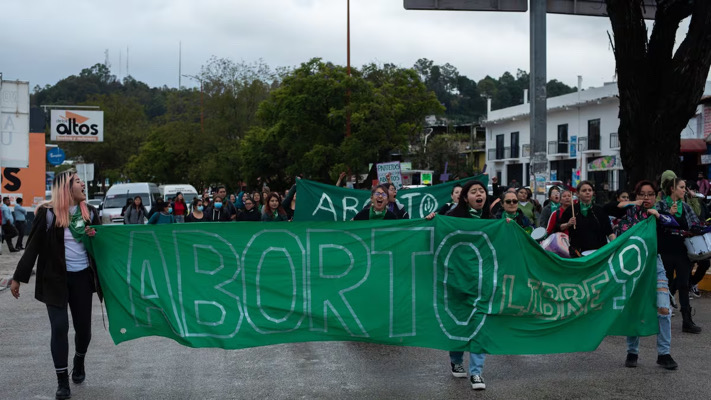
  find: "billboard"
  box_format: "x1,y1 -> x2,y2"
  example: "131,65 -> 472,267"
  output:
50,110 -> 104,142
1,132 -> 47,209
0,80 -> 30,168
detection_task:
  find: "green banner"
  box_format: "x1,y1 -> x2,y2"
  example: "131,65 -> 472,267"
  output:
90,217 -> 658,354
295,175 -> 488,221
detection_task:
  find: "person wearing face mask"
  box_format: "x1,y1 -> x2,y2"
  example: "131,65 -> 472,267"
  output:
538,187 -> 562,227
353,185 -> 398,220
236,196 -> 261,221
185,199 -> 207,222
261,193 -> 289,222
147,201 -> 175,224
555,181 -> 616,254
204,195 -> 231,222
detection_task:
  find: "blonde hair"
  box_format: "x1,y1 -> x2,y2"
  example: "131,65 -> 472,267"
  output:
45,170 -> 90,228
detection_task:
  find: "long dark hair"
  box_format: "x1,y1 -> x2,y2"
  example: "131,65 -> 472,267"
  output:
448,180 -> 491,218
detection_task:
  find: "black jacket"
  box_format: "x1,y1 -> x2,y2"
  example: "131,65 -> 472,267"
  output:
236,208 -> 261,221
204,206 -> 231,222
556,204 -> 613,252
353,206 -> 398,221
13,205 -> 103,307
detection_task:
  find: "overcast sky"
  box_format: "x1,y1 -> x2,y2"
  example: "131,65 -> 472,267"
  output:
0,0 -> 691,92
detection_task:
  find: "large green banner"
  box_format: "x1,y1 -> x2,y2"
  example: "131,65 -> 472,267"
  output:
295,175 -> 488,221
90,217 -> 658,354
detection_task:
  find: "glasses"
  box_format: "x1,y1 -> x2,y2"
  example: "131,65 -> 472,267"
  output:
245,202 -> 253,206
504,199 -> 518,204
373,192 -> 388,198
637,193 -> 655,198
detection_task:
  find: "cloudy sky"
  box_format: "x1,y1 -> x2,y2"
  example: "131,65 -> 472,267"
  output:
0,0 -> 691,91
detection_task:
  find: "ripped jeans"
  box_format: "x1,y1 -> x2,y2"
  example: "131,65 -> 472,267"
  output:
626,255 -> 671,356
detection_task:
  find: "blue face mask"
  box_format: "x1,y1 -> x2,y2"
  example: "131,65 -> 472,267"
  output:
214,202 -> 223,209
197,206 -> 204,211
168,208 -> 173,214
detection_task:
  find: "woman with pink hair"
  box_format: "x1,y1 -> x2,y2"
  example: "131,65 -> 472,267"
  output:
9,170 -> 102,400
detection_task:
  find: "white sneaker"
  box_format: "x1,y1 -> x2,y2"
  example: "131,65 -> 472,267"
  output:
450,363 -> 466,378
470,374 -> 486,390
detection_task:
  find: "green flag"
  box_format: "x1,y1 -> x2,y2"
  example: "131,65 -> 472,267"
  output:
295,175 -> 488,221
90,216 -> 658,354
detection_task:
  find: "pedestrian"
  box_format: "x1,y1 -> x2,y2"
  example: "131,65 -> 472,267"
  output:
185,198 -> 208,222
491,176 -> 503,197
497,191 -> 533,229
656,178 -> 703,333
555,181 -> 616,256
147,196 -> 163,219
696,171 -> 710,196
252,191 -> 264,213
616,180 -> 678,370
516,187 -> 536,227
262,193 -> 289,222
1,196 -> 19,252
236,196 -> 261,221
172,192 -> 188,223
685,183 -> 710,298
538,186 -> 561,227
147,201 -> 175,224
204,195 -> 231,222
438,184 -> 462,215
353,184 -> 398,220
9,170 -> 101,400
13,197 -> 27,250
123,196 -> 146,224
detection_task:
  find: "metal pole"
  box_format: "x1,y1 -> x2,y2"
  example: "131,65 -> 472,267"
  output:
530,0 -> 548,202
346,0 -> 352,138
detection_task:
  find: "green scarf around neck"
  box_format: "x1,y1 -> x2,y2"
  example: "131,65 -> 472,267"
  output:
665,196 -> 683,218
68,206 -> 88,244
468,207 -> 483,219
504,210 -> 519,220
369,207 -> 386,220
580,202 -> 592,217
550,202 -> 561,213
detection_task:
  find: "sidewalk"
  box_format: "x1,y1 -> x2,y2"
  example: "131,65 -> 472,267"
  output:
0,239 -> 25,291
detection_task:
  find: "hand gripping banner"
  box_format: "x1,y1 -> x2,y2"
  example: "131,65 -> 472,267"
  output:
89,217 -> 658,354
295,175 -> 487,221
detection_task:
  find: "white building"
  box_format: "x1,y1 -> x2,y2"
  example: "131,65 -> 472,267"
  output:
483,81 -> 711,191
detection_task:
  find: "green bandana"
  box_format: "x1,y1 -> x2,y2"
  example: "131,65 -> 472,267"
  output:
468,207 -> 483,219
68,206 -> 87,244
550,202 -> 561,213
272,210 -> 279,219
580,202 -> 592,217
504,211 -> 519,220
665,196 -> 683,218
369,207 -> 386,220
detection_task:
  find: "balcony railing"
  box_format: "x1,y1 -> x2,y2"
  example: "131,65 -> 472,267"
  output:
510,145 -> 520,158
548,141 -> 567,155
579,136 -> 600,152
610,133 -> 620,149
488,148 -> 497,161
503,146 -> 511,159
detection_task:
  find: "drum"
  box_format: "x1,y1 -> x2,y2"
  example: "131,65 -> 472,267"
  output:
541,232 -> 571,258
530,227 -> 547,243
581,250 -> 596,257
684,232 -> 711,261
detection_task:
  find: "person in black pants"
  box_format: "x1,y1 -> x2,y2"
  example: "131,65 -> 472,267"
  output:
9,170 -> 102,400
555,181 -> 616,255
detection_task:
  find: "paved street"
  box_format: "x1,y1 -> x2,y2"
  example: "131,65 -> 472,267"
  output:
2,240 -> 711,400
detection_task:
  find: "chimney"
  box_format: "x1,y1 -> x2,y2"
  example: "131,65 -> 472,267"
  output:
577,75 -> 583,91
523,89 -> 529,104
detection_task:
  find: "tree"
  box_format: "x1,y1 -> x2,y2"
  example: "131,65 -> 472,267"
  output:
606,1 -> 711,187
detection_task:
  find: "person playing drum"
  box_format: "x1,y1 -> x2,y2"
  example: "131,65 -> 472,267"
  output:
616,180 -> 677,370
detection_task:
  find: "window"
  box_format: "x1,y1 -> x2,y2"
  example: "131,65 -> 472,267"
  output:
588,119 -> 600,150
496,134 -> 504,159
510,132 -> 519,158
557,124 -> 568,154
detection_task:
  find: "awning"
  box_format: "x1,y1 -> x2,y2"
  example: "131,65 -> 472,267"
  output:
681,138 -> 707,153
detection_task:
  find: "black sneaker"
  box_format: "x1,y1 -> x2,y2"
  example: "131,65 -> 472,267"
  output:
625,353 -> 638,368
470,374 -> 486,390
450,363 -> 466,378
656,354 -> 678,370
690,285 -> 701,298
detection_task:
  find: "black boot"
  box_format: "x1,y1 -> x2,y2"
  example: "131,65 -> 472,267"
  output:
71,354 -> 86,384
56,370 -> 71,400
681,307 -> 702,334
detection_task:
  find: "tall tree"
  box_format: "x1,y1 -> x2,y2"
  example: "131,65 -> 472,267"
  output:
606,1 -> 711,186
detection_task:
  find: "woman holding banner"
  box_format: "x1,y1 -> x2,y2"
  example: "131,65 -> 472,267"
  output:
424,180 -> 491,389
496,191 -> 533,229
9,171 -> 102,400
353,185 -> 398,220
616,180 -> 678,370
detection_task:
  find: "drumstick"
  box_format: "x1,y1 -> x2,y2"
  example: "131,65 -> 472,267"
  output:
572,200 -> 576,229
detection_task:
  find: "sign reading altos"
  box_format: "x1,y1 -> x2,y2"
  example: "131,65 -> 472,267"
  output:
50,110 -> 104,142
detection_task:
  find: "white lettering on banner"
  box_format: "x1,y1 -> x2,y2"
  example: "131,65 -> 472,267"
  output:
312,193 -> 338,221
342,196 -> 360,221
120,228 -> 652,340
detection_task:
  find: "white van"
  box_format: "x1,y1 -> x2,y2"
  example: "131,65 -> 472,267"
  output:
159,184 -> 199,205
102,183 -> 161,224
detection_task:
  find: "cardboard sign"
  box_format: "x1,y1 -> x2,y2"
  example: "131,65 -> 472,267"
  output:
376,161 -> 402,189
